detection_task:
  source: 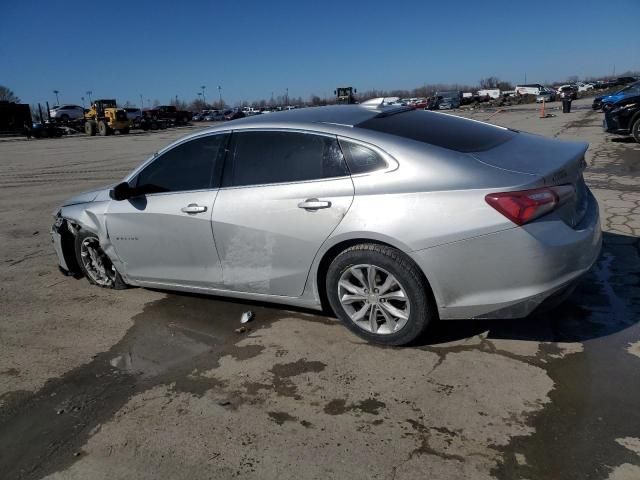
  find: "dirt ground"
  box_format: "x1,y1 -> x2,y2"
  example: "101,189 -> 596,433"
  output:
1,100 -> 639,480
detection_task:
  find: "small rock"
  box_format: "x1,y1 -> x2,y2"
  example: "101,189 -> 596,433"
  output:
235,326 -> 247,334
217,399 -> 231,406
56,409 -> 65,415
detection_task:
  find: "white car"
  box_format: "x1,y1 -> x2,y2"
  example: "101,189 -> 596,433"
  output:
49,105 -> 85,121
577,83 -> 594,92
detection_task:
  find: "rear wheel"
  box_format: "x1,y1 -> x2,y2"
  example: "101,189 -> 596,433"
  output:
326,243 -> 436,346
74,230 -> 126,289
632,118 -> 640,143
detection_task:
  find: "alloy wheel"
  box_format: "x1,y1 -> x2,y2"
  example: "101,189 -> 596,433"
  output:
337,264 -> 410,335
80,236 -> 116,287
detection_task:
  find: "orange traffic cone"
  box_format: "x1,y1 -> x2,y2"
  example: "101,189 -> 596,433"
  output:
540,99 -> 546,118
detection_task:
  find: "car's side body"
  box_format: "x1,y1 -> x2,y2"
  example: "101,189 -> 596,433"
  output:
52,106 -> 601,322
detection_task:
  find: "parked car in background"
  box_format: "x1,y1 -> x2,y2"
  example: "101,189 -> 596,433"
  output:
203,110 -> 225,121
435,91 -> 461,109
124,108 -> 142,122
143,105 -> 191,124
478,89 -> 501,99
49,105 -> 85,121
593,82 -> 640,110
51,105 -> 601,346
616,77 -> 637,86
536,89 -> 557,102
515,84 -> 545,95
603,94 -> 640,143
576,82 -> 594,92
224,109 -> 246,121
557,85 -> 578,100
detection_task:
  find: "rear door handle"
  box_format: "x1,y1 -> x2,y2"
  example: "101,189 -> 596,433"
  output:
181,203 -> 208,214
297,198 -> 331,210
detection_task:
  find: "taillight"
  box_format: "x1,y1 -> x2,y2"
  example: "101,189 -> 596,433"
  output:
485,186 -> 574,225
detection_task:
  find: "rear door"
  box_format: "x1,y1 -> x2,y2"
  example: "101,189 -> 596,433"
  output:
106,133 -> 229,287
212,130 -> 354,296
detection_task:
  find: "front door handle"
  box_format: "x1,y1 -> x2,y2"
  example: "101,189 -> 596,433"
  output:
181,203 -> 208,214
297,198 -> 332,210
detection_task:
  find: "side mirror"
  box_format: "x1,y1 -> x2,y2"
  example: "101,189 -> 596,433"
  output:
109,181 -> 134,201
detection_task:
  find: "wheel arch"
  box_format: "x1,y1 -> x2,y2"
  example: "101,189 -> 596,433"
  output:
314,236 -> 437,315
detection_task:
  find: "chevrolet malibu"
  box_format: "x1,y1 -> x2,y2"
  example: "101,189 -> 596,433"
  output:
51,104 -> 601,345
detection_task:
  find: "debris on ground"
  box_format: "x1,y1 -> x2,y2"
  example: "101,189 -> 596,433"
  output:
240,311 -> 255,324
235,326 -> 247,334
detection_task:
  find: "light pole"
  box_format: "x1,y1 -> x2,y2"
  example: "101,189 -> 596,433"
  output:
201,85 -> 206,106
81,96 -> 85,108
140,94 -> 144,110
86,91 -> 93,104
218,85 -> 222,105
53,90 -> 60,105
285,88 -> 289,107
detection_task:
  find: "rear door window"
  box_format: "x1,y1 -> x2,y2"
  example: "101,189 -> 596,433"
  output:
225,131 -> 349,187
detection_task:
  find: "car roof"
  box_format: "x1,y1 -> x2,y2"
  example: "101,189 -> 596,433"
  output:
217,104 -> 406,128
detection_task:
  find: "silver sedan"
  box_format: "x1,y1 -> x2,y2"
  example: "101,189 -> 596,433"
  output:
51,104 -> 601,345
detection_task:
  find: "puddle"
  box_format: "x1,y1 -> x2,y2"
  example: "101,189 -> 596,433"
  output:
493,232 -> 640,480
0,293 -> 323,480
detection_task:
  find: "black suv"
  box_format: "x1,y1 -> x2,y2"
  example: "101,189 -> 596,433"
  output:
604,94 -> 640,143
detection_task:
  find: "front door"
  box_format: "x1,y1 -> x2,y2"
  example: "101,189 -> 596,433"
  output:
106,133 -> 229,288
212,130 -> 354,296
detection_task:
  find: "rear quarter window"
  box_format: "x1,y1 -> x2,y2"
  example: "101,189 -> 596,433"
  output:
356,110 -> 517,153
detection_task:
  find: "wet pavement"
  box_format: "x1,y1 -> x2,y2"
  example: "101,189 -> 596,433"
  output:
1,99 -> 640,479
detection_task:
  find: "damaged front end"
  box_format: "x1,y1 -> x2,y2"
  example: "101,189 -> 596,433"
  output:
50,211 -> 83,278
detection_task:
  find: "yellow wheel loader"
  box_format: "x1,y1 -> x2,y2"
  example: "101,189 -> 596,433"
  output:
84,99 -> 130,136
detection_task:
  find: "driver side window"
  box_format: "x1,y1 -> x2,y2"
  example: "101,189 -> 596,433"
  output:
136,133 -> 229,193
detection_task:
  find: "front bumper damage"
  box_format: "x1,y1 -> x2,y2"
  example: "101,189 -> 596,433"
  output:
50,213 -> 82,277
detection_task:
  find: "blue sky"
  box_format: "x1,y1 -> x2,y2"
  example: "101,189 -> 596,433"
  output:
2,0 -> 639,107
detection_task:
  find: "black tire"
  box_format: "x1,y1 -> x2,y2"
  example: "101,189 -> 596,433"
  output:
326,243 -> 436,346
74,229 -> 127,289
632,118 -> 640,144
85,121 -> 96,136
120,128 -> 130,135
98,120 -> 110,136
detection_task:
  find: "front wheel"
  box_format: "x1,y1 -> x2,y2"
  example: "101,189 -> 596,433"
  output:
632,118 -> 640,143
74,229 -> 127,289
326,244 -> 436,346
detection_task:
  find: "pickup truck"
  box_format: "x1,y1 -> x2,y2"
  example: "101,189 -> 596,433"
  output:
142,105 -> 191,125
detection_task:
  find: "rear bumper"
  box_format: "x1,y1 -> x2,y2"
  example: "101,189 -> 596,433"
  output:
411,190 -> 602,320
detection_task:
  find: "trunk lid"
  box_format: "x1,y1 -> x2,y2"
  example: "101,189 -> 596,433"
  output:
472,132 -> 589,228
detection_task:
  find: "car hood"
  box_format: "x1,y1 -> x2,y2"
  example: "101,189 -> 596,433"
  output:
61,186 -> 112,206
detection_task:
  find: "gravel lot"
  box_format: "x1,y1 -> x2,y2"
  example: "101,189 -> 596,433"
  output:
1,100 -> 640,480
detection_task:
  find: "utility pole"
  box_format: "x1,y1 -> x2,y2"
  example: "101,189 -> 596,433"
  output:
86,91 -> 93,104
140,94 -> 144,110
53,90 -> 60,105
201,85 -> 206,106
285,87 -> 289,106
218,85 -> 222,105
81,96 -> 85,108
